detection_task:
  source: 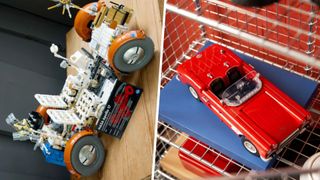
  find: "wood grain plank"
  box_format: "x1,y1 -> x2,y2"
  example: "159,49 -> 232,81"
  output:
160,135 -> 201,180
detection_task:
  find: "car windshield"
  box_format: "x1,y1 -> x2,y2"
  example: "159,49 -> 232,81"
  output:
221,71 -> 262,106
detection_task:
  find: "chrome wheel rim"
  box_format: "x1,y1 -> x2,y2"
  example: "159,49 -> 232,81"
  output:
189,86 -> 198,99
79,145 -> 97,166
176,75 -> 180,81
244,141 -> 257,154
123,46 -> 145,65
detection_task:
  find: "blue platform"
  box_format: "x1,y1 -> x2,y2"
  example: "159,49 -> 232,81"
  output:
42,143 -> 66,167
159,42 -> 318,170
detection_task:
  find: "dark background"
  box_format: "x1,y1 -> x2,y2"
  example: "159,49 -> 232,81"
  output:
0,0 -> 93,179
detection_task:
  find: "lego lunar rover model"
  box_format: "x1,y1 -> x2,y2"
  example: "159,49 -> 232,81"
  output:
6,0 -> 154,177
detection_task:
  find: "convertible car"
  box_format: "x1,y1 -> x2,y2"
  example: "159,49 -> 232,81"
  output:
176,44 -> 311,161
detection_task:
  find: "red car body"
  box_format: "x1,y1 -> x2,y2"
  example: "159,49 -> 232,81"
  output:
179,137 -> 240,177
177,44 -> 311,160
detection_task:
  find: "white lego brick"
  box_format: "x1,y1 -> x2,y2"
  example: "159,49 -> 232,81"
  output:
35,94 -> 68,109
99,79 -> 117,103
47,109 -> 82,125
72,89 -> 102,121
90,23 -> 118,60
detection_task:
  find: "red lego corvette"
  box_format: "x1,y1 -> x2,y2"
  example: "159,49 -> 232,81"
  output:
176,44 -> 311,161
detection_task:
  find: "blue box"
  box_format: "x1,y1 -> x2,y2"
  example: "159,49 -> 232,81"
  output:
159,42 -> 318,170
41,143 -> 65,167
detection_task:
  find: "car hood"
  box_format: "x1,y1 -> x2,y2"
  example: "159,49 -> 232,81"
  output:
238,90 -> 304,143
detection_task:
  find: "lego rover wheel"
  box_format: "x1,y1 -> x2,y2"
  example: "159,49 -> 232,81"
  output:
64,131 -> 105,177
241,137 -> 259,156
231,0 -> 278,6
108,31 -> 154,73
74,2 -> 102,42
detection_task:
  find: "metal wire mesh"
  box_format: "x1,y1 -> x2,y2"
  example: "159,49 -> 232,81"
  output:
156,0 -> 320,179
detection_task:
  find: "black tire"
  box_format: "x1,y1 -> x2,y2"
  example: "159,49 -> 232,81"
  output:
113,36 -> 154,73
188,86 -> 200,101
241,137 -> 259,156
70,135 -> 105,176
231,0 -> 278,7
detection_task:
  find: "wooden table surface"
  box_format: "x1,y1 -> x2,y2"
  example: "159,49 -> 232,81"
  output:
160,135 -> 201,180
67,0 -> 163,179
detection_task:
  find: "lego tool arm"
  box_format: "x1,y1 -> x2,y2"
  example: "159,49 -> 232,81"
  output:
50,44 -> 70,69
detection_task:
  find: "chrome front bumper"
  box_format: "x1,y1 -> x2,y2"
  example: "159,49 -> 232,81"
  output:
276,123 -> 308,155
